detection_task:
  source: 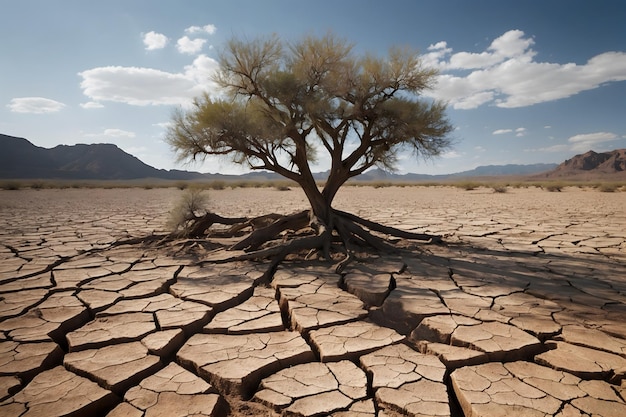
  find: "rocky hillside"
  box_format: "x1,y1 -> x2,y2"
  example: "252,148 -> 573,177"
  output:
538,149 -> 626,179
0,134 -> 201,180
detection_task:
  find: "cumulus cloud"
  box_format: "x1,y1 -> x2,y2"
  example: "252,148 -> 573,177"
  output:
493,129 -> 512,135
492,127 -> 526,136
185,24 -> 217,35
568,132 -> 618,152
177,36 -> 206,54
78,54 -> 221,106
8,97 -> 66,113
423,30 -> 626,109
85,128 -> 136,138
80,101 -> 104,109
527,131 -> 619,153
143,31 -> 168,50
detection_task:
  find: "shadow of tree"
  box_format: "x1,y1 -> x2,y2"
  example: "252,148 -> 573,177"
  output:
400,241 -> 626,339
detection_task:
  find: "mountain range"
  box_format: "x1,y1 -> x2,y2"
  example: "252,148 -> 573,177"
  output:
1,133 -> 624,181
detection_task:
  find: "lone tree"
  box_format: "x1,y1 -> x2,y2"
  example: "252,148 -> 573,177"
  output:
166,33 -> 453,270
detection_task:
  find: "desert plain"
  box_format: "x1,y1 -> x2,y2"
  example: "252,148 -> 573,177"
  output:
0,185 -> 625,416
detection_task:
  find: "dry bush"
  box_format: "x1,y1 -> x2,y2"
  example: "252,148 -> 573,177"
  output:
544,183 -> 563,192
492,185 -> 508,193
167,188 -> 210,235
597,183 -> 619,192
456,181 -> 480,191
1,181 -> 22,190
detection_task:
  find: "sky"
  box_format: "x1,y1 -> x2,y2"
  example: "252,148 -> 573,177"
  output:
2,0 -> 626,175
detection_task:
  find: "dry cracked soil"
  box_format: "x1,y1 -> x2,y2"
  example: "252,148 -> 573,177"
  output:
0,186 -> 624,417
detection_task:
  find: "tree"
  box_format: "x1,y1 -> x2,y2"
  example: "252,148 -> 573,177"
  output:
166,33 -> 454,270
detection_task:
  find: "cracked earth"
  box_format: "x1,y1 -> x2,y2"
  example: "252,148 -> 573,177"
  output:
0,186 -> 625,416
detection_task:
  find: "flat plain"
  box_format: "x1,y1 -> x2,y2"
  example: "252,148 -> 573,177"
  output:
0,186 -> 625,416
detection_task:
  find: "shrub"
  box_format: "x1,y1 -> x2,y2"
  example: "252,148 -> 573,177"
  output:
544,184 -> 562,192
167,188 -> 210,234
598,183 -> 618,193
457,181 -> 480,191
492,185 -> 508,193
1,181 -> 22,190
209,180 -> 226,190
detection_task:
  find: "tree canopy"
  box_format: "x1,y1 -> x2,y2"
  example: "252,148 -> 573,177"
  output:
166,33 -> 454,270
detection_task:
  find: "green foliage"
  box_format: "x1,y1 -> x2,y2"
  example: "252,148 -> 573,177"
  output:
165,32 -> 454,211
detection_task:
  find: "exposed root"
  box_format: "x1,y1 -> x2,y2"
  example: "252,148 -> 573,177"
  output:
170,207 -> 443,271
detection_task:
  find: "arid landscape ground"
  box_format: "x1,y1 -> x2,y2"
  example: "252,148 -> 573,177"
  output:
0,186 -> 625,416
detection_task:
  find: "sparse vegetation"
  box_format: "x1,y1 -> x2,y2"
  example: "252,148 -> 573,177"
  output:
164,32 -> 454,270
456,181 -> 481,191
597,183 -> 619,192
167,188 -> 211,235
1,181 -> 22,190
544,183 -> 563,192
1,178 -> 623,193
492,185 -> 508,193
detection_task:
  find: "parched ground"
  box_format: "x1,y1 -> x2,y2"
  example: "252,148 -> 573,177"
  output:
0,186 -> 624,417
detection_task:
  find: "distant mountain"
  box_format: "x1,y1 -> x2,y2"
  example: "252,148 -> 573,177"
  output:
348,163 -> 557,182
0,134 -> 202,180
537,149 -> 626,180
0,133 -> 562,181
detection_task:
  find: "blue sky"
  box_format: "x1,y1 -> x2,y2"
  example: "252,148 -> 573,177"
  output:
2,0 -> 626,175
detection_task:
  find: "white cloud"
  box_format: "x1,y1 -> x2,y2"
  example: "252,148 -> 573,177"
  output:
78,54 -> 221,106
85,128 -> 136,139
421,41 -> 452,70
568,132 -> 617,152
492,127 -> 526,136
527,131 -> 620,154
441,150 -> 462,159
177,36 -> 206,54
80,101 -> 104,109
185,24 -> 217,35
8,97 -> 66,113
143,31 -> 168,50
423,30 -> 626,109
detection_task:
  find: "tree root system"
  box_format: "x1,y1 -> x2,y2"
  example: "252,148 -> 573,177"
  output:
174,209 -> 442,273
